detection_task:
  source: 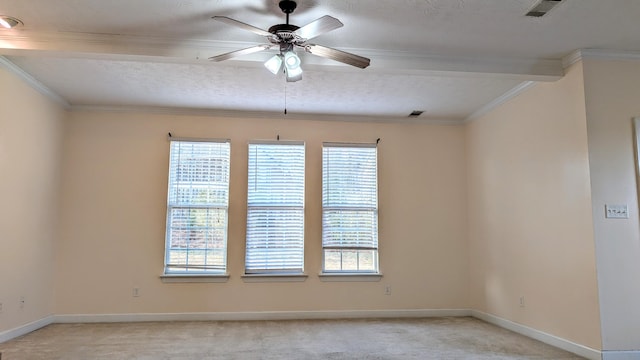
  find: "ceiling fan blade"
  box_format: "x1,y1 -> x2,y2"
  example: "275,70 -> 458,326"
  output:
304,44 -> 371,69
212,16 -> 273,37
209,44 -> 273,62
293,15 -> 343,40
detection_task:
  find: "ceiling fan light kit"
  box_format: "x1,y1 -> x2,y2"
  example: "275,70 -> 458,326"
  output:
264,54 -> 283,74
210,0 -> 370,82
283,50 -> 302,82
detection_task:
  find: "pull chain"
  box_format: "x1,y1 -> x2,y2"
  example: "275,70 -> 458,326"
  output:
284,78 -> 288,115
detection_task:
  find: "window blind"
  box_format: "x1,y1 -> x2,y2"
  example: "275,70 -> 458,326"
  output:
246,142 -> 305,273
165,140 -> 230,274
322,143 -> 378,272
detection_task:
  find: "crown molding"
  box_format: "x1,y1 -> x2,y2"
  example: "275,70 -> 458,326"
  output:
469,48 -> 640,123
562,50 -> 584,69
0,56 -> 71,109
563,49 -> 640,68
463,81 -> 536,123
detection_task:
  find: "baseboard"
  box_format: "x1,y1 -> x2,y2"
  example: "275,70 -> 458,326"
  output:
0,315 -> 55,344
55,308 -> 471,323
471,310 -> 601,360
602,351 -> 640,360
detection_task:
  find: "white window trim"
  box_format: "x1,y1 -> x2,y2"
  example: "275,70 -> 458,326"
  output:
245,140 -> 306,275
318,272 -> 383,282
160,274 -> 230,283
241,273 -> 308,283
321,142 -> 379,274
164,138 -> 231,275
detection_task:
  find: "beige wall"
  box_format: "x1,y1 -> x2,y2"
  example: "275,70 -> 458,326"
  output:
0,66 -> 65,332
582,58 -> 640,351
5,54 -> 627,352
55,111 -> 468,314
466,63 -> 602,349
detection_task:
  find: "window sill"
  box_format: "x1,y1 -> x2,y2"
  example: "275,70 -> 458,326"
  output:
318,272 -> 383,282
241,273 -> 308,283
160,274 -> 230,283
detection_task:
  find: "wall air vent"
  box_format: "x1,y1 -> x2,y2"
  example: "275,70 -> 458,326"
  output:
526,0 -> 563,17
409,110 -> 424,117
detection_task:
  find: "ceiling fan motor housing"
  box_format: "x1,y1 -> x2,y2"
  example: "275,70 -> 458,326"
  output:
270,0 -> 303,45
268,23 -> 300,34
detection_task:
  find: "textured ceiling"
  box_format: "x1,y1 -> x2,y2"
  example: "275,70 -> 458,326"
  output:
6,56 -> 522,119
1,0 -> 640,121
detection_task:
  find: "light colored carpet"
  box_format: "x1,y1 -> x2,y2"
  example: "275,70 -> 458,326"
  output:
0,317 -> 585,359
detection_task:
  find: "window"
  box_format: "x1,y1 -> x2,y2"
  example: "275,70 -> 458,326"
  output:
322,143 -> 378,273
164,140 -> 230,274
246,141 -> 305,274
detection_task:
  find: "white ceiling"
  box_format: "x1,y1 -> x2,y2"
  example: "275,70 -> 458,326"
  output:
1,0 -> 639,121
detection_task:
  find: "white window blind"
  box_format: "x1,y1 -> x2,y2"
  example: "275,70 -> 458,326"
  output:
164,140 -> 230,274
322,143 -> 378,273
246,142 -> 305,274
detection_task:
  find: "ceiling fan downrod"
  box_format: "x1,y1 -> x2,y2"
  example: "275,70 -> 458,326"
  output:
269,0 -> 300,35
279,0 -> 297,25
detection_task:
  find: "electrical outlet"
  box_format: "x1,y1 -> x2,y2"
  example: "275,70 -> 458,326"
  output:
519,296 -> 525,308
384,285 -> 392,295
133,287 -> 140,297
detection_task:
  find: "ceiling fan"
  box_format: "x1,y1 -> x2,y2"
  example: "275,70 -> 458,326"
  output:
209,0 -> 370,82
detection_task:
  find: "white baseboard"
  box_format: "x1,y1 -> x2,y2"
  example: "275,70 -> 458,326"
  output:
471,310 -> 601,360
55,308 -> 471,323
602,351 -> 640,360
0,315 -> 55,344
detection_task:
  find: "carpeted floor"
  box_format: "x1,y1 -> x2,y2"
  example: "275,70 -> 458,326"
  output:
0,317 -> 585,359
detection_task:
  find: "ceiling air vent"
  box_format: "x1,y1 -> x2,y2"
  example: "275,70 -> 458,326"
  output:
409,110 -> 424,117
526,0 -> 563,17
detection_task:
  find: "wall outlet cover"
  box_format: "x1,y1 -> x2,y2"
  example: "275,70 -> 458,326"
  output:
605,204 -> 629,219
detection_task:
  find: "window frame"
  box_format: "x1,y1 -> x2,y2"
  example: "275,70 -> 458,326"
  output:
321,142 -> 379,274
163,138 -> 231,278
245,140 -> 306,276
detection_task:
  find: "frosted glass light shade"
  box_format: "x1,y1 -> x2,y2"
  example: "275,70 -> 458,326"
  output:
264,55 -> 283,75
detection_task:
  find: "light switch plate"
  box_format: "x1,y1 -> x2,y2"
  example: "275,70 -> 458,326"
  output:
605,204 -> 629,219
